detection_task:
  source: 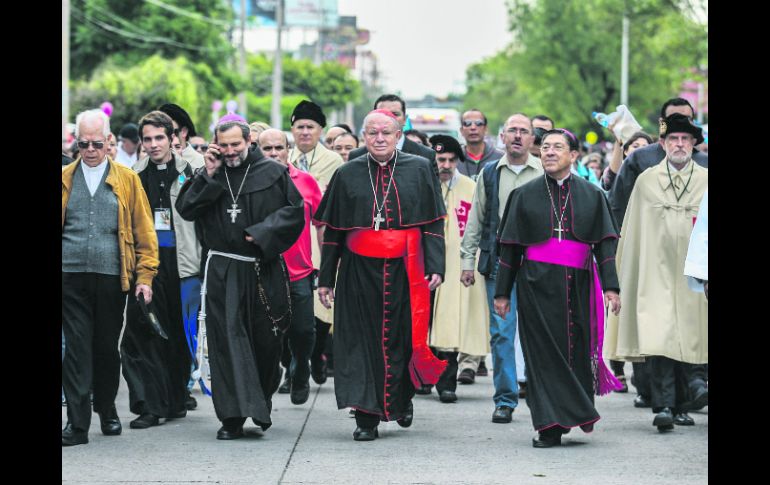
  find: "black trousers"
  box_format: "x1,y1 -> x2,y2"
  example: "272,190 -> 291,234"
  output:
62,272 -> 127,431
311,318 -> 332,367
282,275 -> 316,384
631,361 -> 651,397
435,351 -> 459,393
648,356 -> 691,414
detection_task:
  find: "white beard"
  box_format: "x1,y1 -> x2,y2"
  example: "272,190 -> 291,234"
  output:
668,152 -> 692,165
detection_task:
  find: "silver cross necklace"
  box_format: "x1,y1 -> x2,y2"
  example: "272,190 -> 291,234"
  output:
224,161 -> 252,223
544,174 -> 571,242
367,151 -> 398,231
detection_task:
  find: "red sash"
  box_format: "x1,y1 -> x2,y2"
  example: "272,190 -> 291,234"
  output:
347,228 -> 447,387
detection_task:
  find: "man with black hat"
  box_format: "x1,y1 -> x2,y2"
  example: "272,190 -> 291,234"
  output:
605,113 -> 708,432
288,100 -> 343,191
120,110 -> 203,429
459,113 -> 542,424
314,109 -> 447,441
116,122 -> 140,168
159,103 -> 205,169
493,128 -> 623,447
176,117 -> 305,440
427,135 -> 489,404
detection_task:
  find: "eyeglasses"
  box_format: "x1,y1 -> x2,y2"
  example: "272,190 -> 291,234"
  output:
77,140 -> 106,149
191,143 -> 208,151
462,120 -> 486,127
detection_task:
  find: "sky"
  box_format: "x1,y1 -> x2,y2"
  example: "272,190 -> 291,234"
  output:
336,0 -> 512,99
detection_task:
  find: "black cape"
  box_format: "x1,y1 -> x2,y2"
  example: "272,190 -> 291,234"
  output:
495,174 -> 620,432
175,147 -> 304,427
313,151 -> 446,421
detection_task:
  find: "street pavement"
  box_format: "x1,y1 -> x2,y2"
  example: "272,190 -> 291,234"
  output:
62,362 -> 707,485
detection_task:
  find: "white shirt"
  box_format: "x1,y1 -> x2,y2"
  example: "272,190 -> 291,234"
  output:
80,159 -> 108,196
116,143 -> 138,168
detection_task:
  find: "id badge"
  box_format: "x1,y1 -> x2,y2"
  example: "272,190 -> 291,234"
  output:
154,208 -> 172,230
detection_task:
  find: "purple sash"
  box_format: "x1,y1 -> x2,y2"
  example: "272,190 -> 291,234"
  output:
525,238 -> 622,395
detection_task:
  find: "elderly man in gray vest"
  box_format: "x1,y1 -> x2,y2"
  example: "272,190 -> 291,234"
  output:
62,109 -> 159,446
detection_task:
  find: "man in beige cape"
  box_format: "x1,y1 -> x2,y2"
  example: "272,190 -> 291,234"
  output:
428,135 -> 490,403
605,113 -> 708,431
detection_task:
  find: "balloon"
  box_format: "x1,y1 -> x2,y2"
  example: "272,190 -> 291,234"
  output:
585,131 -> 598,145
212,100 -> 223,112
100,102 -> 114,117
225,100 -> 238,113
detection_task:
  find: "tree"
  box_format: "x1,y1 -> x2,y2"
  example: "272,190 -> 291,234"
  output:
70,0 -> 235,81
464,0 -> 708,139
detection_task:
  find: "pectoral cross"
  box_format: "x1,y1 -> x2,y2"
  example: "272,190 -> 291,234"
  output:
373,211 -> 385,231
227,203 -> 242,223
272,326 -> 279,336
554,224 -> 564,242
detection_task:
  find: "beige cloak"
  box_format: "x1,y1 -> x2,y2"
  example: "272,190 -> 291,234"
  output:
430,172 -> 490,355
604,159 -> 708,364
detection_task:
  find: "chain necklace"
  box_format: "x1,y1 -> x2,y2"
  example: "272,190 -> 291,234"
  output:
666,159 -> 694,202
367,150 -> 398,231
255,256 -> 292,335
223,161 -> 252,223
544,174 -> 571,242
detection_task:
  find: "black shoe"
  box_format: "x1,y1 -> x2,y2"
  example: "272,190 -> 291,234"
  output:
653,407 -> 674,431
492,406 -> 513,423
290,380 -> 310,405
98,405 -> 122,435
684,386 -> 708,411
457,368 -> 476,384
168,408 -> 187,420
674,412 -> 695,426
278,375 -> 291,394
62,424 -> 88,446
130,413 -> 160,429
185,392 -> 197,410
310,355 -> 328,384
414,384 -> 433,395
217,419 -> 245,440
397,401 -> 414,428
353,426 -> 379,441
518,382 -> 527,399
532,428 -> 562,448
613,375 -> 629,393
477,360 -> 489,377
439,390 -> 458,403
634,394 -> 652,408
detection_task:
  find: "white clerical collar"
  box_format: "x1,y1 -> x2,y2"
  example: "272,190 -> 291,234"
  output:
556,173 -> 571,186
397,134 -> 405,150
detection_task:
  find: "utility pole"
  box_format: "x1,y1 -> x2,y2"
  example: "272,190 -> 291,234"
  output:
270,0 -> 284,129
238,0 -> 247,119
63,0 -> 70,144
620,14 -> 629,106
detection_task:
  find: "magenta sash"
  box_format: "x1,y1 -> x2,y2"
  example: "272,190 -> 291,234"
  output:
525,238 -> 622,395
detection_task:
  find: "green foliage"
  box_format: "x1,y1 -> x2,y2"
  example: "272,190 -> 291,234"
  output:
70,0 -> 235,81
464,0 -> 708,140
70,55 -> 205,132
245,94 -> 309,131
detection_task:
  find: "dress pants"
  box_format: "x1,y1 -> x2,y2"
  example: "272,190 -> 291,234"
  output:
458,353 -> 482,373
649,356 -> 690,414
632,361 -> 652,398
435,351 -> 459,393
62,272 -> 127,431
285,275 -> 316,385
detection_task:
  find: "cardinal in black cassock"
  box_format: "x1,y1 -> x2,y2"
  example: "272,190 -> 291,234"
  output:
176,124 -> 304,439
313,109 -> 448,441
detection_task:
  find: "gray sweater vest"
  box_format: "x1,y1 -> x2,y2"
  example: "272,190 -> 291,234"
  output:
62,164 -> 121,275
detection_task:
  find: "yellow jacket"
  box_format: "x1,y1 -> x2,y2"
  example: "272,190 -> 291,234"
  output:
62,158 -> 159,291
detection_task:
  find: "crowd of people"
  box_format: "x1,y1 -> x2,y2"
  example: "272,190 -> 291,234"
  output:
61,94 -> 708,449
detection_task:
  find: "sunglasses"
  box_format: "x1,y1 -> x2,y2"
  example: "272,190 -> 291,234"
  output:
77,140 -> 106,149
462,120 -> 486,127
191,143 -> 209,151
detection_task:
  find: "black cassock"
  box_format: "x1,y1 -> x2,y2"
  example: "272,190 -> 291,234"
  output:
495,174 -> 620,432
313,151 -> 446,422
176,147 -> 304,428
122,160 -> 191,418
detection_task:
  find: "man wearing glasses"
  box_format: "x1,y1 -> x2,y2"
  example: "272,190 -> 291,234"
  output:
458,109 -> 504,181
62,109 -> 159,446
493,128 -> 622,447
460,114 -> 542,424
